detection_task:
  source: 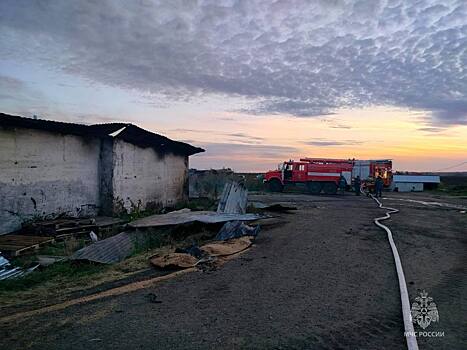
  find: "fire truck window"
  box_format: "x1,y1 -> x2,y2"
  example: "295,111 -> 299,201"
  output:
287,164 -> 293,170
299,165 -> 305,171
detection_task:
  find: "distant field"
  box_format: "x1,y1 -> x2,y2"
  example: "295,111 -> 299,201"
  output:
436,175 -> 467,196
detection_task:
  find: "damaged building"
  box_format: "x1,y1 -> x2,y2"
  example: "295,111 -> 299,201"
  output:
0,113 -> 204,235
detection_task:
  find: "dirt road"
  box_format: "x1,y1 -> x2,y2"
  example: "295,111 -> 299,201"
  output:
1,192 -> 466,349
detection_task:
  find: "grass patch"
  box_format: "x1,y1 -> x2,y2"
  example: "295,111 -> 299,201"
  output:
427,178 -> 467,197
0,198 -> 224,310
132,223 -> 218,254
0,261 -> 105,293
0,223 -> 219,310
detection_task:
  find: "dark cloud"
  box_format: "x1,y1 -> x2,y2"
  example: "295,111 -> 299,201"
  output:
198,142 -> 298,159
304,139 -> 363,146
227,132 -> 264,141
169,129 -> 264,144
0,75 -> 34,101
329,124 -> 352,129
191,141 -> 298,171
0,0 -> 466,125
0,75 -> 53,117
170,128 -> 207,133
417,127 -> 446,133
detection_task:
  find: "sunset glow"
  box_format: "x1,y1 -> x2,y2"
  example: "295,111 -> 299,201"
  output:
1,1 -> 466,173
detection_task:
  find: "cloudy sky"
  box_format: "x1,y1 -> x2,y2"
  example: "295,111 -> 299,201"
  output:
1,0 -> 466,172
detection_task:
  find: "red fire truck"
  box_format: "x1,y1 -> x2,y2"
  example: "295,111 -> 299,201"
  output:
264,158 -> 392,194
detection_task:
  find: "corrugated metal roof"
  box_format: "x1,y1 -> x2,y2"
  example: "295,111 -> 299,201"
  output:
71,232 -> 134,264
129,210 -> 262,228
393,175 -> 440,183
0,254 -> 23,280
0,253 -> 39,280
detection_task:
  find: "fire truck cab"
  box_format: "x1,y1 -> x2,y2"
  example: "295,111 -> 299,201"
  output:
264,158 -> 353,194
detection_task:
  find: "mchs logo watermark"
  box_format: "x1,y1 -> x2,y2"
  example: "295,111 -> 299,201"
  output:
405,290 -> 444,338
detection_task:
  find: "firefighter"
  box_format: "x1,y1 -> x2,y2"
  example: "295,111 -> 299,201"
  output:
338,175 -> 347,195
354,176 -> 361,196
375,175 -> 384,198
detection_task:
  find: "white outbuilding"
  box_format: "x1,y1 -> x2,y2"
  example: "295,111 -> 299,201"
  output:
391,175 -> 440,192
0,113 -> 204,234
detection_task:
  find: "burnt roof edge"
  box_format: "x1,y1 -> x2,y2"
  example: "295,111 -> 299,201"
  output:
0,113 -> 205,156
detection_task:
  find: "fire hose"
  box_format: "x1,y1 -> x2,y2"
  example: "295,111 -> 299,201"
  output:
368,193 -> 419,350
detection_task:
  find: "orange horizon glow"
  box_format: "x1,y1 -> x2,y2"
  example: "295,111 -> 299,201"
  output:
149,106 -> 467,173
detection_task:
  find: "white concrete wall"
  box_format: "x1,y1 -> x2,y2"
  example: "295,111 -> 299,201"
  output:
112,139 -> 188,213
0,127 -> 101,234
392,182 -> 424,192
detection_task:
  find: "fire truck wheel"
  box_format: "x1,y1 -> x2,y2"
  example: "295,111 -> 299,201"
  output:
307,182 -> 322,194
268,179 -> 283,192
322,182 -> 338,195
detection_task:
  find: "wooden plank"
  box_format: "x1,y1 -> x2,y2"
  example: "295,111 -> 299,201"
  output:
55,220 -> 94,229
0,243 -> 30,250
55,225 -> 97,234
0,236 -> 53,243
94,216 -> 125,227
0,235 -> 54,245
54,229 -> 93,240
0,244 -> 40,257
0,235 -> 55,257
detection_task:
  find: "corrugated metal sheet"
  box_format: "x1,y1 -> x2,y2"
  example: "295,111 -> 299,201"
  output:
71,232 -> 134,264
0,254 -> 22,280
393,175 -> 440,183
0,253 -> 39,280
217,181 -> 248,214
129,210 -> 262,229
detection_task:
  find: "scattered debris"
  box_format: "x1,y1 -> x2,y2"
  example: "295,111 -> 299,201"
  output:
24,216 -> 125,239
0,235 -> 55,257
175,245 -> 204,259
94,216 -> 127,234
129,209 -> 262,228
0,252 -> 39,280
150,181 -> 258,270
217,180 -> 248,214
249,202 -> 298,212
70,232 -> 133,264
150,253 -> 199,269
201,236 -> 253,257
146,292 -> 162,304
150,236 -> 255,270
216,221 -> 260,241
36,255 -> 66,267
26,218 -> 97,238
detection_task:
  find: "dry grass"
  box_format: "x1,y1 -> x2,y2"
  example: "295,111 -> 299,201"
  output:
0,228 -> 217,311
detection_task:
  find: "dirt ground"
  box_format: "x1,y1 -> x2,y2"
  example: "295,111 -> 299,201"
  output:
1,191 -> 466,349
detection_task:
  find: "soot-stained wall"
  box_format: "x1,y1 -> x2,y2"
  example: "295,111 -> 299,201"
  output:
0,127 -> 101,234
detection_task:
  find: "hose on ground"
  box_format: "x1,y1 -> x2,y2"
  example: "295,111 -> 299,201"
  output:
369,193 -> 419,350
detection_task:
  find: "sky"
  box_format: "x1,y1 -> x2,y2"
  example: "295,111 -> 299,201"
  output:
0,0 -> 466,172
